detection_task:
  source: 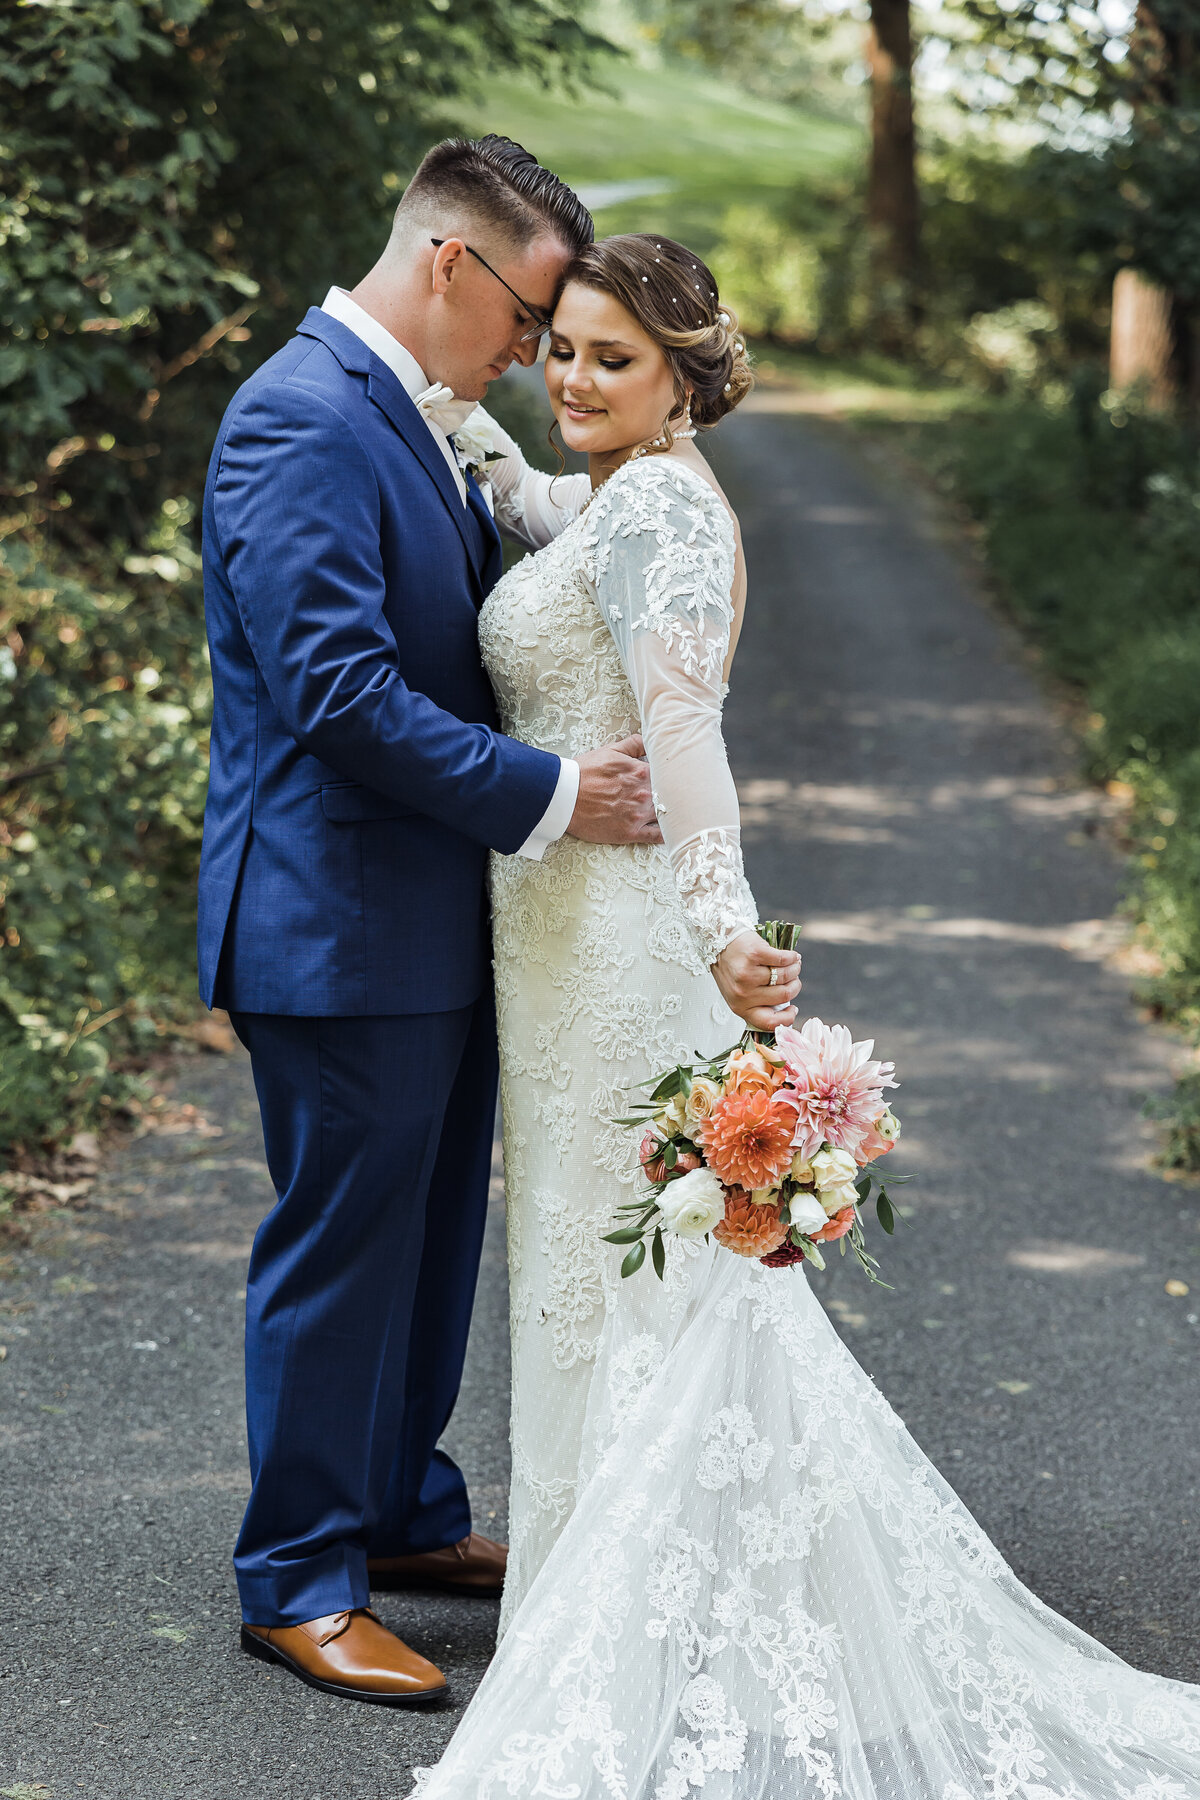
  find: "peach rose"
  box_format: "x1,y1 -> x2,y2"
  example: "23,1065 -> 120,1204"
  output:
813,1204 -> 857,1243
723,1046 -> 788,1098
639,1131 -> 669,1185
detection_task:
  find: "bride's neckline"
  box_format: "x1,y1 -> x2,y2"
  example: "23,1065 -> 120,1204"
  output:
583,450 -> 740,551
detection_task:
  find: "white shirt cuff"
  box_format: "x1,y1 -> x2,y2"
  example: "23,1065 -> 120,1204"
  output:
515,757 -> 579,861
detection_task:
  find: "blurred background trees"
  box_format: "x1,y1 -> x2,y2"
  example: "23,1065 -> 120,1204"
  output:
3,0 -> 1200,1173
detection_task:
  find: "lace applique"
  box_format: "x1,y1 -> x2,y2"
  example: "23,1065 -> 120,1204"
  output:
696,1403 -> 775,1489
672,829 -> 759,967
656,1677 -> 748,1800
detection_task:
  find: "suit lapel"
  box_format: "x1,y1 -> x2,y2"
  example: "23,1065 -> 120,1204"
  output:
293,309 -> 483,596
364,370 -> 484,594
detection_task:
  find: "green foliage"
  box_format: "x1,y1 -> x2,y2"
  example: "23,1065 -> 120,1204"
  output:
0,0 -> 609,1158
1146,1068 -> 1200,1173
0,506 -> 208,1153
1,0 -> 611,526
954,1 -> 1200,315
708,205 -> 822,343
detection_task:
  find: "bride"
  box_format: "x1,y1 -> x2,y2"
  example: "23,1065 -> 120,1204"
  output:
416,234 -> 1200,1798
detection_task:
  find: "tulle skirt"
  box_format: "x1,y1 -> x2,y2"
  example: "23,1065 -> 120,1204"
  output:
415,1247 -> 1200,1800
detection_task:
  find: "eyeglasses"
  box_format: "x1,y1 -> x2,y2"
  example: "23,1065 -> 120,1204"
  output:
430,238 -> 552,343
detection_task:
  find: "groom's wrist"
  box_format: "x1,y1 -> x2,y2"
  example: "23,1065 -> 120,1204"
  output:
514,758 -> 580,862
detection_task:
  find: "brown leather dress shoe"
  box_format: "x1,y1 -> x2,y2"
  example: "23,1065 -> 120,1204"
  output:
368,1531 -> 507,1596
241,1606 -> 446,1706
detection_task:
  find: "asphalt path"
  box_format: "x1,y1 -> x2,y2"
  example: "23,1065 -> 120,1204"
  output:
3,404 -> 1198,1799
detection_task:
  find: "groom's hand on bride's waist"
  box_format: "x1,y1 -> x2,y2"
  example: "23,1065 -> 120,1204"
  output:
567,735 -> 663,847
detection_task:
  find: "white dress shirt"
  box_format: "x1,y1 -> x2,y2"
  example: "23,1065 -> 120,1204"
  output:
319,287 -> 580,860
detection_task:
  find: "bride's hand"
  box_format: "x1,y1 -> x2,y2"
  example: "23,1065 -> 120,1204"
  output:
712,932 -> 802,1033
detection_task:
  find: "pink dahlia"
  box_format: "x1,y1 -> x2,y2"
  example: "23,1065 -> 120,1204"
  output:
774,1017 -> 898,1161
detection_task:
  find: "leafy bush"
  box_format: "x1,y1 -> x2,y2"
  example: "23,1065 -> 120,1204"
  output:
1093,627 -> 1200,768
0,0 -> 607,1161
0,508 -> 209,1156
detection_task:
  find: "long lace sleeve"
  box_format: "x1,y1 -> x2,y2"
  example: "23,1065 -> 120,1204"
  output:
588,460 -> 759,967
471,407 -> 591,548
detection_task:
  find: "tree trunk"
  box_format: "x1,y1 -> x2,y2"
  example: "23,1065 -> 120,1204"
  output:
866,0 -> 920,352
1109,268 -> 1177,407
1112,2 -> 1197,411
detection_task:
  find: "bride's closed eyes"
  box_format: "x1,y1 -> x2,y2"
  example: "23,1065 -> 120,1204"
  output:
547,340 -> 633,371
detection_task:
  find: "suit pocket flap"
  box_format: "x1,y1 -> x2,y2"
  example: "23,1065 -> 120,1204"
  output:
320,783 -> 416,823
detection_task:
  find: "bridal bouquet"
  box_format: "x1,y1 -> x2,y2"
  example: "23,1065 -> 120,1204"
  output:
606,924 -> 905,1283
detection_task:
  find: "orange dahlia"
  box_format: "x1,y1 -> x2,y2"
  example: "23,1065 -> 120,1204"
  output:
713,1187 -> 789,1258
698,1088 -> 795,1192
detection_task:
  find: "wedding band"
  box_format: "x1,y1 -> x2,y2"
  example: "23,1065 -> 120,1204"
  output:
768,968 -> 778,988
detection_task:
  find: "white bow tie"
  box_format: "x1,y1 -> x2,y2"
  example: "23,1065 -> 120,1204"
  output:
413,382 -> 478,438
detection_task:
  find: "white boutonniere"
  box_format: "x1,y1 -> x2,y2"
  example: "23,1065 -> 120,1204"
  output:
451,408 -> 502,482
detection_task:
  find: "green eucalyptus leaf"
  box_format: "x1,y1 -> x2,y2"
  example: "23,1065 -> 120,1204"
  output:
651,1226 -> 666,1280
621,1240 -> 648,1279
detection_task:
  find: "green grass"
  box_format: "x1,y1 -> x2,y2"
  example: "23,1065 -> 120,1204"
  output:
455,58 -> 861,259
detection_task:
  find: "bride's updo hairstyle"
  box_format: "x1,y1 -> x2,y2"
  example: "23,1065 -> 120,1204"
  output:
560,233 -> 753,433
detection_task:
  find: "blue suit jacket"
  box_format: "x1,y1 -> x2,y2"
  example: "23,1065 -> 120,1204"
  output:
197,308 -> 560,1015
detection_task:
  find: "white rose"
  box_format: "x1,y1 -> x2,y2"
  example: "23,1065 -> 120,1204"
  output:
876,1107 -> 901,1142
810,1147 -> 857,1192
658,1167 -> 725,1239
453,407 -> 500,469
750,1186 -> 780,1208
684,1076 -> 721,1128
654,1092 -> 688,1136
819,1181 -> 860,1216
789,1151 -> 815,1184
788,1192 -> 830,1238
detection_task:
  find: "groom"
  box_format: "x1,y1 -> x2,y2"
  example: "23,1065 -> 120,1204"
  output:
198,135 -> 657,1705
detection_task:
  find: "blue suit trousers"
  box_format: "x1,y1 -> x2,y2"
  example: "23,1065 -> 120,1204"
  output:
228,999 -> 496,1626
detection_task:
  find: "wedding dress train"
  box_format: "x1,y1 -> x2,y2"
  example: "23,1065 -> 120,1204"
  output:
415,453 -> 1200,1798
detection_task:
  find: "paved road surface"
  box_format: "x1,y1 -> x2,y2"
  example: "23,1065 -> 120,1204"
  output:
3,407 -> 1198,1798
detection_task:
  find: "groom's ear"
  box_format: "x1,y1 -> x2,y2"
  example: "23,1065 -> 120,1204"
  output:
430,238 -> 468,295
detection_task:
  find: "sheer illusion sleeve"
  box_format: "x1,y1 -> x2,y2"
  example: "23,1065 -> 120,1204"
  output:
588,460 -> 759,967
474,408 -> 591,548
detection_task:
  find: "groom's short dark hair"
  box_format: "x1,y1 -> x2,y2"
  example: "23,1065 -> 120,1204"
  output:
396,134 -> 593,255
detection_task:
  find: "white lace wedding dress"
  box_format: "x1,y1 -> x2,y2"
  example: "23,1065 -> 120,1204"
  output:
415,453 -> 1200,1800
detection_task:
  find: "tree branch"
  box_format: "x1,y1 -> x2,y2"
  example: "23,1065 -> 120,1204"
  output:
138,303 -> 258,421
